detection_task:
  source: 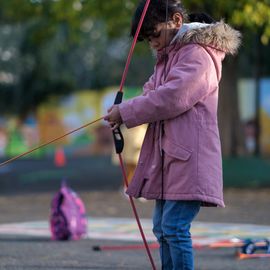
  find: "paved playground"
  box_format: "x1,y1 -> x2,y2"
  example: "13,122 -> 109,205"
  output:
0,189 -> 269,269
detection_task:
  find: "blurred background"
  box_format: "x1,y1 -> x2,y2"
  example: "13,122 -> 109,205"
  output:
0,0 -> 269,191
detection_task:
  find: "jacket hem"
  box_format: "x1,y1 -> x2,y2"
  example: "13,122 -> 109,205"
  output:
126,189 -> 225,208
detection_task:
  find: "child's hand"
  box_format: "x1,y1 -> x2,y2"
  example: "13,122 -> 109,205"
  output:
104,105 -> 123,130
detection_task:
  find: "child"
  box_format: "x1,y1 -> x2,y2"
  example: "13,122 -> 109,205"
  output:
105,0 -> 241,269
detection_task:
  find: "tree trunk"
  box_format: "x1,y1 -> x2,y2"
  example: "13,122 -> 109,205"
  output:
218,57 -> 244,157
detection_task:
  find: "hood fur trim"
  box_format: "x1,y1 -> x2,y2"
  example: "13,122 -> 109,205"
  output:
176,21 -> 242,55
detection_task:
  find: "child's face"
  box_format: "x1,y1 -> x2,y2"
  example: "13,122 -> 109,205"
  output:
147,13 -> 183,51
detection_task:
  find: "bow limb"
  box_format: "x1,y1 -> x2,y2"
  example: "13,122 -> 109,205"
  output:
118,0 -> 151,92
112,0 -> 152,154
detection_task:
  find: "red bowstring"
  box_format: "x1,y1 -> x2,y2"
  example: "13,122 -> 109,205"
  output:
116,0 -> 157,269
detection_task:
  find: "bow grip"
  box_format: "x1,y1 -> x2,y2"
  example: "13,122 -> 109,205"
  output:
112,91 -> 124,154
114,91 -> 123,105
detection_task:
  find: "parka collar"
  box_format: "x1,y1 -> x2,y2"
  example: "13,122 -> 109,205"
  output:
173,21 -> 242,55
156,21 -> 241,60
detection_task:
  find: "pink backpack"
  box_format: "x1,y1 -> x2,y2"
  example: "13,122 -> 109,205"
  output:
50,181 -> 87,240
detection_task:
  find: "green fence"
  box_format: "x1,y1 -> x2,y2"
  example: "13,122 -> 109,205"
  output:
223,157 -> 270,187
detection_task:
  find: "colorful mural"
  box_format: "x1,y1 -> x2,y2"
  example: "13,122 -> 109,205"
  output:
1,81 -> 269,158
238,78 -> 270,156
0,87 -> 142,158
260,79 -> 270,155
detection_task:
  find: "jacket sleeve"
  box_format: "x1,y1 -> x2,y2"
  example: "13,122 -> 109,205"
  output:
142,73 -> 155,96
119,45 -> 216,128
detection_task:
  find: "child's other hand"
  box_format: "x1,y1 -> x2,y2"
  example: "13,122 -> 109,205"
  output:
104,105 -> 123,130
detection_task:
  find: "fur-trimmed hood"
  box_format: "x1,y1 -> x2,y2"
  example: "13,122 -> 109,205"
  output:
172,21 -> 242,55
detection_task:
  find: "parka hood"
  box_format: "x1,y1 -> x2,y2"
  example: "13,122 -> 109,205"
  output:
173,21 -> 242,55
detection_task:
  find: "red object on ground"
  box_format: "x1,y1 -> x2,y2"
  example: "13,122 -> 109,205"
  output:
237,252 -> 270,260
54,147 -> 66,167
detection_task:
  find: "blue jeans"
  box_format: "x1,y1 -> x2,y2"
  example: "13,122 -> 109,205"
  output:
153,200 -> 201,270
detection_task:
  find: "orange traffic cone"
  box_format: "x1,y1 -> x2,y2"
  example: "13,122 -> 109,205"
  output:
54,147 -> 66,167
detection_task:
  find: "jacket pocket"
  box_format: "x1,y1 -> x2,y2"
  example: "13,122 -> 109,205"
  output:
163,140 -> 192,161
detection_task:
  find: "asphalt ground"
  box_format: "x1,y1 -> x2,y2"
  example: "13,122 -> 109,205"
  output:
0,189 -> 269,270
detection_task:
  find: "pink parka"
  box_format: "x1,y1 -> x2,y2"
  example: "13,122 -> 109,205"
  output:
119,22 -> 241,207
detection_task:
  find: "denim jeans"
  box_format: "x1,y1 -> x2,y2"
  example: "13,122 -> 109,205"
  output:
153,200 -> 201,270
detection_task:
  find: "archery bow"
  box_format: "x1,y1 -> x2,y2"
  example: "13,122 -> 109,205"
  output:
111,0 -> 157,269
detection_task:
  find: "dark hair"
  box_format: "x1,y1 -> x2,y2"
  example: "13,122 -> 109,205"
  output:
188,13 -> 216,24
131,0 -> 187,41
